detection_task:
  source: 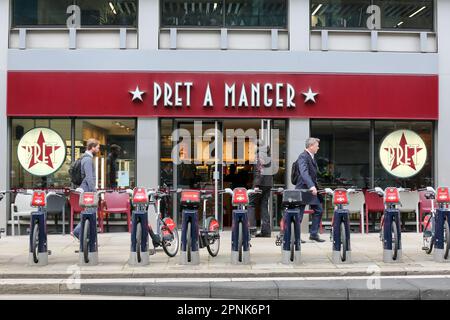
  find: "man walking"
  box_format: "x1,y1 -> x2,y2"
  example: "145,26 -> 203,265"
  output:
253,145 -> 273,237
72,138 -> 100,240
295,137 -> 325,242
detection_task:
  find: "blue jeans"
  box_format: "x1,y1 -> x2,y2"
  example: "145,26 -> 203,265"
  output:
299,203 -> 323,236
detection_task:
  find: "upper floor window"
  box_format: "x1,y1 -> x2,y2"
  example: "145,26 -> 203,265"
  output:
161,0 -> 287,28
11,0 -> 138,28
311,0 -> 434,31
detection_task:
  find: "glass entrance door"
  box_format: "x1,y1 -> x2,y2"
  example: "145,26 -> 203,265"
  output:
172,120 -> 223,227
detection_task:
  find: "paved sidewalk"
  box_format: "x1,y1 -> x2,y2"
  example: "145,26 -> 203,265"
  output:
0,231 -> 449,279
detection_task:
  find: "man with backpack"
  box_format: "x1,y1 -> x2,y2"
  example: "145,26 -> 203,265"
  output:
70,138 -> 100,240
292,137 -> 325,243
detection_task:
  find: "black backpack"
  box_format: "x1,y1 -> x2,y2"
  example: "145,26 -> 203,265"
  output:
291,159 -> 300,185
69,154 -> 87,186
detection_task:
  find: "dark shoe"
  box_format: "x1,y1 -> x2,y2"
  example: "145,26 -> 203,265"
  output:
255,232 -> 271,238
301,239 -> 306,244
309,235 -> 325,242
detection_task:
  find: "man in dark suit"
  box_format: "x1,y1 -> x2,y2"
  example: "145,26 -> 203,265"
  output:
295,137 -> 325,242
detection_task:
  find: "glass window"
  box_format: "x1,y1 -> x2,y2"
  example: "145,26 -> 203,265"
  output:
76,0 -> 137,27
374,121 -> 433,189
160,119 -> 174,187
311,120 -> 371,189
11,0 -> 137,27
161,0 -> 287,28
374,0 -> 433,30
12,0 -> 73,27
11,119 -> 72,189
311,0 -> 371,29
75,119 -> 136,189
311,0 -> 434,31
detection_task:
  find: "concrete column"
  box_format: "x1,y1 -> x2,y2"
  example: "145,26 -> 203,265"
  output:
0,0 -> 9,231
437,0 -> 450,186
136,118 -> 160,188
287,119 -> 310,233
289,0 -> 309,51
139,0 -> 159,50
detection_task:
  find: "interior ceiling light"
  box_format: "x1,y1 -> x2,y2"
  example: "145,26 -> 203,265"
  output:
312,4 -> 322,16
109,2 -> 117,15
409,6 -> 426,18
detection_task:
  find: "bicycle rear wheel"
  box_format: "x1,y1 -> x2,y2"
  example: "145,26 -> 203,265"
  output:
206,217 -> 220,257
162,217 -> 179,258
422,214 -> 434,254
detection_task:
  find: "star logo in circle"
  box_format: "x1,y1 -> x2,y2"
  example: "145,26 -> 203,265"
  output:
379,130 -> 427,178
22,130 -> 61,169
17,128 -> 66,177
384,132 -> 423,171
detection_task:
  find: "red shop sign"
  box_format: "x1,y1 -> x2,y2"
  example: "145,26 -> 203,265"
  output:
7,72 -> 438,119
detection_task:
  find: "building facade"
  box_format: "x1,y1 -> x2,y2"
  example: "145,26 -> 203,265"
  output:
0,0 -> 448,233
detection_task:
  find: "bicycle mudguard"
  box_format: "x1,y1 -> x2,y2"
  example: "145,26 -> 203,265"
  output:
282,208 -> 301,251
181,209 -> 199,252
231,209 -> 250,252
332,209 -> 351,252
435,208 -> 450,250
383,209 -> 401,251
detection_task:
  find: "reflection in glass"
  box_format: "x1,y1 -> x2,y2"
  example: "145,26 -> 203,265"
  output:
311,0 -> 433,30
161,0 -> 287,28
11,0 -> 137,27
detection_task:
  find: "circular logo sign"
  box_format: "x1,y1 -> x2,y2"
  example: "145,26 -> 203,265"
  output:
17,127 -> 66,177
379,129 -> 427,178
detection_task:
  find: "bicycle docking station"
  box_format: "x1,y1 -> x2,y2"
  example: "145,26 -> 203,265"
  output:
28,191 -> 50,266
129,189 -> 150,266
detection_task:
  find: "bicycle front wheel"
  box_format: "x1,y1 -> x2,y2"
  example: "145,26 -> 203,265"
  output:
83,221 -> 90,263
340,221 -> 347,262
445,220 -> 450,260
392,220 -> 399,261
32,222 -> 39,263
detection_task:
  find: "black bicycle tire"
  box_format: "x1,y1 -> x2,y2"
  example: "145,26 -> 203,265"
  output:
162,226 -> 180,258
238,221 -> 243,262
392,220 -> 398,260
136,221 -> 142,263
290,221 -> 295,262
32,222 -> 39,263
206,218 -> 220,257
83,221 -> 90,263
340,221 -> 347,262
445,220 -> 450,260
423,214 -> 434,254
186,221 -> 192,262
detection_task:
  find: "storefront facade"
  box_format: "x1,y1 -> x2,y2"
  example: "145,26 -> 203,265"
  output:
0,0 -> 448,233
